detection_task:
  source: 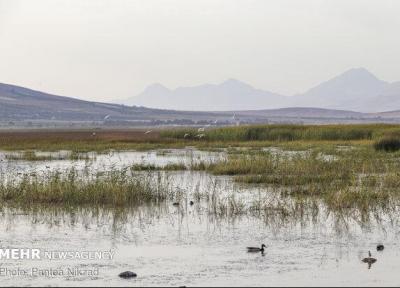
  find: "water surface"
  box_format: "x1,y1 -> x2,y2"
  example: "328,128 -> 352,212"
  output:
0,149 -> 398,286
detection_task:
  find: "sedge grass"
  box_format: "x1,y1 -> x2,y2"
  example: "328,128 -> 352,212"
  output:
0,169 -> 170,206
5,151 -> 93,161
194,146 -> 400,211
131,163 -> 187,171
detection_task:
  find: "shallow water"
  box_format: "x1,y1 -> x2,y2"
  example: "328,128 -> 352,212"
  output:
0,149 -> 224,179
0,149 -> 399,286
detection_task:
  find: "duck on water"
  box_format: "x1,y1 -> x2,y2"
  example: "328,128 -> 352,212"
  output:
119,271 -> 137,279
247,244 -> 266,253
362,251 -> 377,269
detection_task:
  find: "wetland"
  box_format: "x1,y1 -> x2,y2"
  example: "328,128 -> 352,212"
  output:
1,125 -> 400,286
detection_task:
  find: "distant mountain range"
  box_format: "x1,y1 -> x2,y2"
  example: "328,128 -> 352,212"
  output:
2,67 -> 400,126
122,68 -> 400,113
127,79 -> 288,111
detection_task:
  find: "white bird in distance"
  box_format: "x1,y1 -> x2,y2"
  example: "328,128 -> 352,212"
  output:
195,134 -> 205,139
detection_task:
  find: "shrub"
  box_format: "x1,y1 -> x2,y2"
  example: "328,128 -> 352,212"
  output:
374,137 -> 400,152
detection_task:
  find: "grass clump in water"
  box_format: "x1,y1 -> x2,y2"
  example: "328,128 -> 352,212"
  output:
5,151 -> 93,161
0,169 -> 169,207
131,163 -> 187,171
198,147 -> 400,210
5,151 -> 54,161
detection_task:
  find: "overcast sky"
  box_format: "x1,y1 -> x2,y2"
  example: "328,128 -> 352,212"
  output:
0,0 -> 399,101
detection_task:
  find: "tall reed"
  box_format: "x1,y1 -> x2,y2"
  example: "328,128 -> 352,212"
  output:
0,169 -> 170,206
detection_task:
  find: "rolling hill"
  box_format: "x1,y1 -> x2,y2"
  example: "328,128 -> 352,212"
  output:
0,82 -> 217,123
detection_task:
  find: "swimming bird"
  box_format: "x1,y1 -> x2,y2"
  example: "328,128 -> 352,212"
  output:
173,202 -> 180,206
377,244 -> 384,251
247,244 -> 266,253
118,271 -> 137,279
362,251 -> 377,269
144,130 -> 152,134
104,115 -> 111,121
189,201 -> 194,206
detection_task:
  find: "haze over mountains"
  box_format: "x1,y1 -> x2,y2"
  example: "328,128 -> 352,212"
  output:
2,67 -> 400,127
128,79 -> 289,111
123,68 -> 400,113
0,80 -> 366,124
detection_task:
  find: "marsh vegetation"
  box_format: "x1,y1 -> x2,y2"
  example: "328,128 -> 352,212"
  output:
1,124 -> 400,152
5,150 -> 92,161
2,126 -> 400,285
2,125 -> 400,214
374,135 -> 400,152
0,169 -> 170,206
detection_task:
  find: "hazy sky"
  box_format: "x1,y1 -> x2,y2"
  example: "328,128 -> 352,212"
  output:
0,0 -> 399,101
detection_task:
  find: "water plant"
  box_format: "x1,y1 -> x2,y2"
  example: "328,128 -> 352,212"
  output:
194,146 -> 400,212
130,163 -> 187,171
0,168 -> 170,206
5,150 -> 93,161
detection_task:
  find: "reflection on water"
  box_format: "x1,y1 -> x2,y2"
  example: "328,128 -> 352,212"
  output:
0,149 -> 399,286
0,149 -> 225,178
1,199 -> 400,286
